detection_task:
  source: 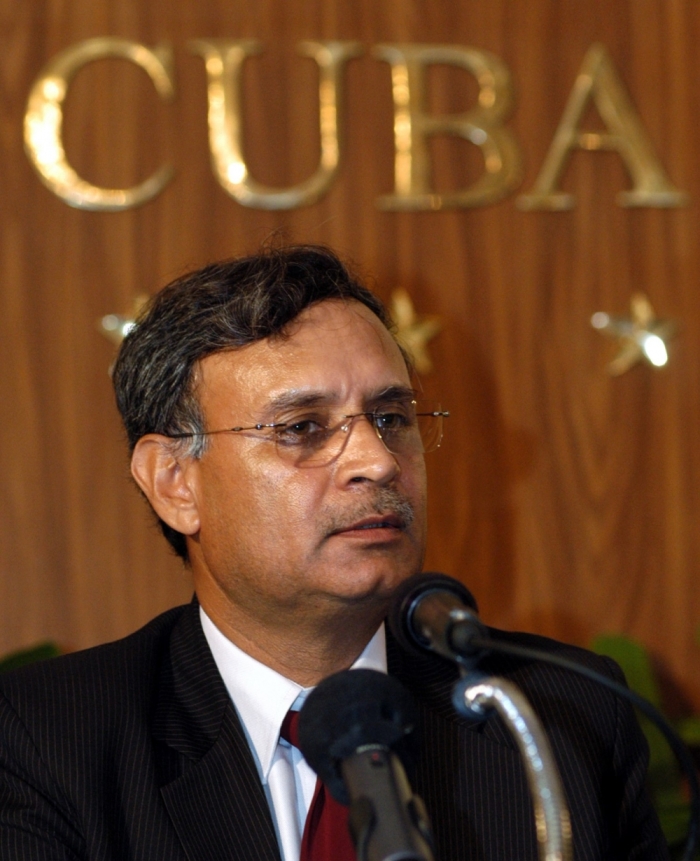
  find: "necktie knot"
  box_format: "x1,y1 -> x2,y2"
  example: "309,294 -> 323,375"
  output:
280,708 -> 301,749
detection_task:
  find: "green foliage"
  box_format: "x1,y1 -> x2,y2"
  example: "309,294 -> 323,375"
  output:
592,634 -> 699,857
0,642 -> 61,674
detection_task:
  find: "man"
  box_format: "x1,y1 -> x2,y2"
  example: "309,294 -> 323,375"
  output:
0,246 -> 667,860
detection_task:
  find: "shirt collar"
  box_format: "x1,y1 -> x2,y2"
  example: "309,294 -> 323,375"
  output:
200,607 -> 387,781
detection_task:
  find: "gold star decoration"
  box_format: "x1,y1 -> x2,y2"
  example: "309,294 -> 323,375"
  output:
98,295 -> 149,346
590,294 -> 676,376
390,289 -> 442,374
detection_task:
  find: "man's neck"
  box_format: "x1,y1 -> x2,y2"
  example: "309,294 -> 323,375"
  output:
195,584 -> 388,687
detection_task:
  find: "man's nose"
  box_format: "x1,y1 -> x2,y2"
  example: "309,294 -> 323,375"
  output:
333,414 -> 400,485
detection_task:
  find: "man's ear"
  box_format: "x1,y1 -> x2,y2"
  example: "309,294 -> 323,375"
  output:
130,435 -> 201,536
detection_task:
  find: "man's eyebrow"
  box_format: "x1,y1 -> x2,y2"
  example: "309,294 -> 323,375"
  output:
265,391 -> 335,414
264,385 -> 417,415
367,385 -> 417,406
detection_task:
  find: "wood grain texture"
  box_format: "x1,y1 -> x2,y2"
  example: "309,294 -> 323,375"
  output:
1,0 -> 699,712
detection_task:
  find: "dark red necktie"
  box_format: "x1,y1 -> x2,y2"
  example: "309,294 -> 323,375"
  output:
280,709 -> 357,861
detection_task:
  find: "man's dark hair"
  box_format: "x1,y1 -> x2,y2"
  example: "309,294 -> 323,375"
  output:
112,244 -> 397,561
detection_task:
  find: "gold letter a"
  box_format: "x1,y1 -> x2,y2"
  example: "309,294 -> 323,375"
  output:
518,43 -> 687,210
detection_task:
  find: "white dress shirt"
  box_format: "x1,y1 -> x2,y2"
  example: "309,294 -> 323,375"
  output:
200,607 -> 387,861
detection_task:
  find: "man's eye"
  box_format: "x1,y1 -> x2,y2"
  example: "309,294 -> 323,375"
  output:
274,419 -> 327,446
374,411 -> 411,432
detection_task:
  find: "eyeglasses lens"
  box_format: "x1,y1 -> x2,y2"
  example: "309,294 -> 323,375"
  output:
278,407 -> 445,468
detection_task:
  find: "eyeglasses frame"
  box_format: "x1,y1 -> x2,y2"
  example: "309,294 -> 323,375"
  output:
166,403 -> 450,462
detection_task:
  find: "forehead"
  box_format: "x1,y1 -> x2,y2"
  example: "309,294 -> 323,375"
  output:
197,300 -> 411,418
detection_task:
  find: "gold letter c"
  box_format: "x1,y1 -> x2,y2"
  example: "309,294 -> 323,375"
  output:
24,37 -> 175,211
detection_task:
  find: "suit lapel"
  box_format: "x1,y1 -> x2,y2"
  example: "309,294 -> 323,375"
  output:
153,602 -> 282,861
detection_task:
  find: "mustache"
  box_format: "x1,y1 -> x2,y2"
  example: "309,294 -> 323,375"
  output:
320,486 -> 415,535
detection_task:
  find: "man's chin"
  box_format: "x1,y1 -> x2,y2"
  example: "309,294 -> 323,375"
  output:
326,561 -> 420,606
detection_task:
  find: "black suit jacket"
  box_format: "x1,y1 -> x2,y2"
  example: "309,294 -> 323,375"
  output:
0,601 -> 667,860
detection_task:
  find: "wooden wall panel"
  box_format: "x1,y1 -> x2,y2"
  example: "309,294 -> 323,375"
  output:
2,0 -> 700,711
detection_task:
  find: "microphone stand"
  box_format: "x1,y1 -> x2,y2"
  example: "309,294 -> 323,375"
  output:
453,674 -> 573,861
391,574 -> 700,860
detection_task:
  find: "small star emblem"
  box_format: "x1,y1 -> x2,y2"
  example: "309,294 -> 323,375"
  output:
390,289 -> 442,374
98,296 -> 148,346
591,294 -> 676,376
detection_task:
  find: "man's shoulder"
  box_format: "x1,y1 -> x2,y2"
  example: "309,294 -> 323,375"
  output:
390,622 -> 623,690
390,622 -> 628,737
486,626 -> 622,673
482,626 -> 626,693
474,627 -> 623,711
0,603 -> 192,727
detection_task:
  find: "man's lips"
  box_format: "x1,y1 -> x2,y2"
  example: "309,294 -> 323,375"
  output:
320,490 -> 415,540
330,513 -> 405,536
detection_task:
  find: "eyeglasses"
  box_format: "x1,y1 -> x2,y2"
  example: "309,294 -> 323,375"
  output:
168,400 -> 449,468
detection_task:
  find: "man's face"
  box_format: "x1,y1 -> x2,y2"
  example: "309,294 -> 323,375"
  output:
185,299 -> 427,627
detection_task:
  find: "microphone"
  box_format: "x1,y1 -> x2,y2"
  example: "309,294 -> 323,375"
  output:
297,668 -> 434,861
389,572 -> 490,666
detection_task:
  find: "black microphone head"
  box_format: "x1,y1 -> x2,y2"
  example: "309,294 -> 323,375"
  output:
297,668 -> 419,805
389,572 -> 479,656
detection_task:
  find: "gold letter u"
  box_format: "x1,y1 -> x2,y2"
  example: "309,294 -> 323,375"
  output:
190,39 -> 362,210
